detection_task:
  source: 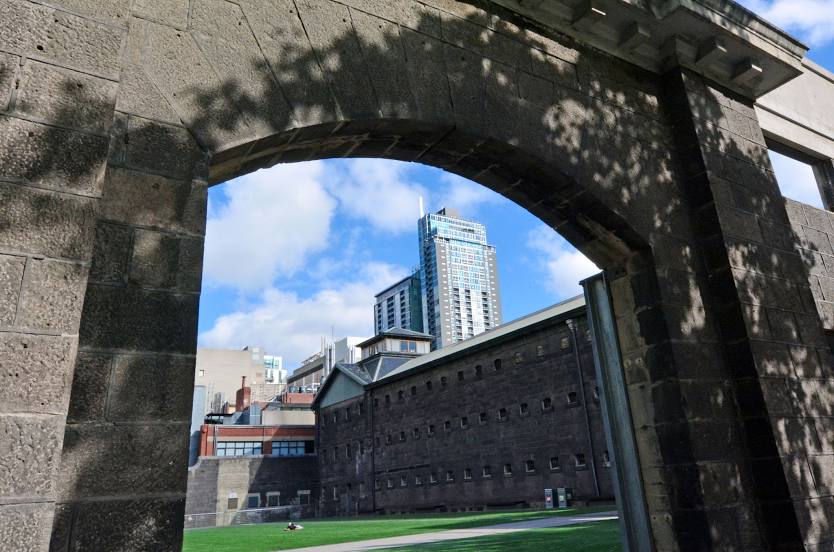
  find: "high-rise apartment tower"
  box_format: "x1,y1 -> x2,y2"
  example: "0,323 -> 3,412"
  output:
419,208 -> 502,349
373,271 -> 424,334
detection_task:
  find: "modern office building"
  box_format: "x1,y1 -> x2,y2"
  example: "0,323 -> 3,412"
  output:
195,347 -> 268,414
419,208 -> 502,349
287,337 -> 367,393
374,271 -> 424,334
263,354 -> 286,384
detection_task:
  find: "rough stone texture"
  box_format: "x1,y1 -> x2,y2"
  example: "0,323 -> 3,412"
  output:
65,353 -> 111,423
101,167 -> 207,235
106,354 -> 195,422
133,0 -> 189,28
15,60 -> 118,134
0,116 -> 108,195
78,284 -> 199,353
0,51 -> 19,112
0,254 -> 25,326
0,333 -> 75,415
0,0 -> 827,550
66,498 -> 185,551
0,502 -> 53,552
15,259 -> 87,334
57,423 -> 189,499
0,183 -> 97,260
0,414 -> 63,498
0,0 -> 123,79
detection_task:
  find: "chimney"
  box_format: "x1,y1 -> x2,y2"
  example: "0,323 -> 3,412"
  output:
235,376 -> 251,412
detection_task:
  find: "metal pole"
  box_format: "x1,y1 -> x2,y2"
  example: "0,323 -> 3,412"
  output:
567,318 -> 601,498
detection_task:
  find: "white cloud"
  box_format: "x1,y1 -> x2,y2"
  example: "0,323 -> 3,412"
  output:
199,262 -> 408,367
327,159 -> 427,233
769,150 -> 823,208
526,224 -> 599,298
435,172 -> 503,217
203,162 -> 336,291
739,0 -> 834,46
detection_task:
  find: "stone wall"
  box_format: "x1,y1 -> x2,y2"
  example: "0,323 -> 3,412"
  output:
185,456 -> 319,528
317,313 -> 613,516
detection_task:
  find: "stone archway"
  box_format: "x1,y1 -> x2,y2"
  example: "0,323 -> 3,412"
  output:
1,1 -> 830,550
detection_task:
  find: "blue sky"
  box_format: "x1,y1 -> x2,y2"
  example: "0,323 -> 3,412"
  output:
198,0 -> 834,369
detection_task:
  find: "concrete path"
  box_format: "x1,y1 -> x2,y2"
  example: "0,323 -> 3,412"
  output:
278,510 -> 619,551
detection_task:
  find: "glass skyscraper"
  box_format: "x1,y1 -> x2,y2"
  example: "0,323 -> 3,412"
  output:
419,208 -> 502,349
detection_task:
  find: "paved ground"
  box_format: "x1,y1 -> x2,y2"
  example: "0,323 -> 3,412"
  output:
278,511 -> 619,551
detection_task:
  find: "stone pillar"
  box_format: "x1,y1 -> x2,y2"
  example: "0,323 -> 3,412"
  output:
657,68 -> 834,550
0,4 -> 122,549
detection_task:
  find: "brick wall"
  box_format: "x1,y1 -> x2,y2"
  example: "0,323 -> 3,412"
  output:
317,314 -> 613,516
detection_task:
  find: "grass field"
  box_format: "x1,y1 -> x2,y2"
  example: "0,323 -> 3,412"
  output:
182,506 -> 617,552
386,519 -> 622,552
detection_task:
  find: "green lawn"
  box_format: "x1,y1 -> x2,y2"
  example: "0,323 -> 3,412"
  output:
182,506 -> 616,552
386,520 -> 622,552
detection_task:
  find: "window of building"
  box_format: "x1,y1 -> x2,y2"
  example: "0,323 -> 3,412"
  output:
399,431 -> 406,442
603,450 -> 611,468
519,402 -> 529,415
444,420 -> 451,431
426,380 -> 433,391
266,492 -> 280,507
474,364 -> 482,377
400,475 -> 408,487
333,486 -> 339,501
359,482 -> 366,498
493,358 -> 502,371
542,397 -> 553,410
560,336 -> 570,350
298,489 -> 310,505
593,386 -> 600,402
374,479 -> 381,490
415,474 -> 423,485
410,385 -> 417,396
375,436 -> 380,447
398,390 -> 404,401
525,459 -> 536,472
373,398 -> 379,408
767,145 -> 829,209
271,440 -> 307,457
498,408 -> 508,421
333,412 -> 338,423
536,345 -> 545,357
227,493 -> 238,510
198,369 -> 205,377
385,394 -> 391,405
358,402 -> 363,416
463,468 -> 472,480
446,470 -> 455,482
412,427 -> 420,439
503,463 -> 513,476
387,479 -> 394,489
331,448 -> 337,462
575,453 -> 587,467
567,391 -> 578,405
216,441 -> 262,457
482,465 -> 492,478
514,352 -> 524,364
386,434 -> 392,445
428,424 -> 435,436
345,443 -> 351,459
344,408 -> 351,421
430,472 -> 438,484
358,440 -> 364,455
440,376 -> 447,388
460,416 -> 469,429
246,493 -> 260,509
550,456 -> 561,470
479,411 -> 487,424
457,370 -> 464,382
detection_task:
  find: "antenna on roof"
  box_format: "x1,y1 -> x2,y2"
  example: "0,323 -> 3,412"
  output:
419,196 -> 424,218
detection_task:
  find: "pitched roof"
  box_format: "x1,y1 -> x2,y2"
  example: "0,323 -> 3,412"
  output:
371,295 -> 586,386
356,328 -> 434,348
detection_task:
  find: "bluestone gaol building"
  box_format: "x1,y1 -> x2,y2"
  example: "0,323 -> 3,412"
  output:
313,296 -> 613,515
